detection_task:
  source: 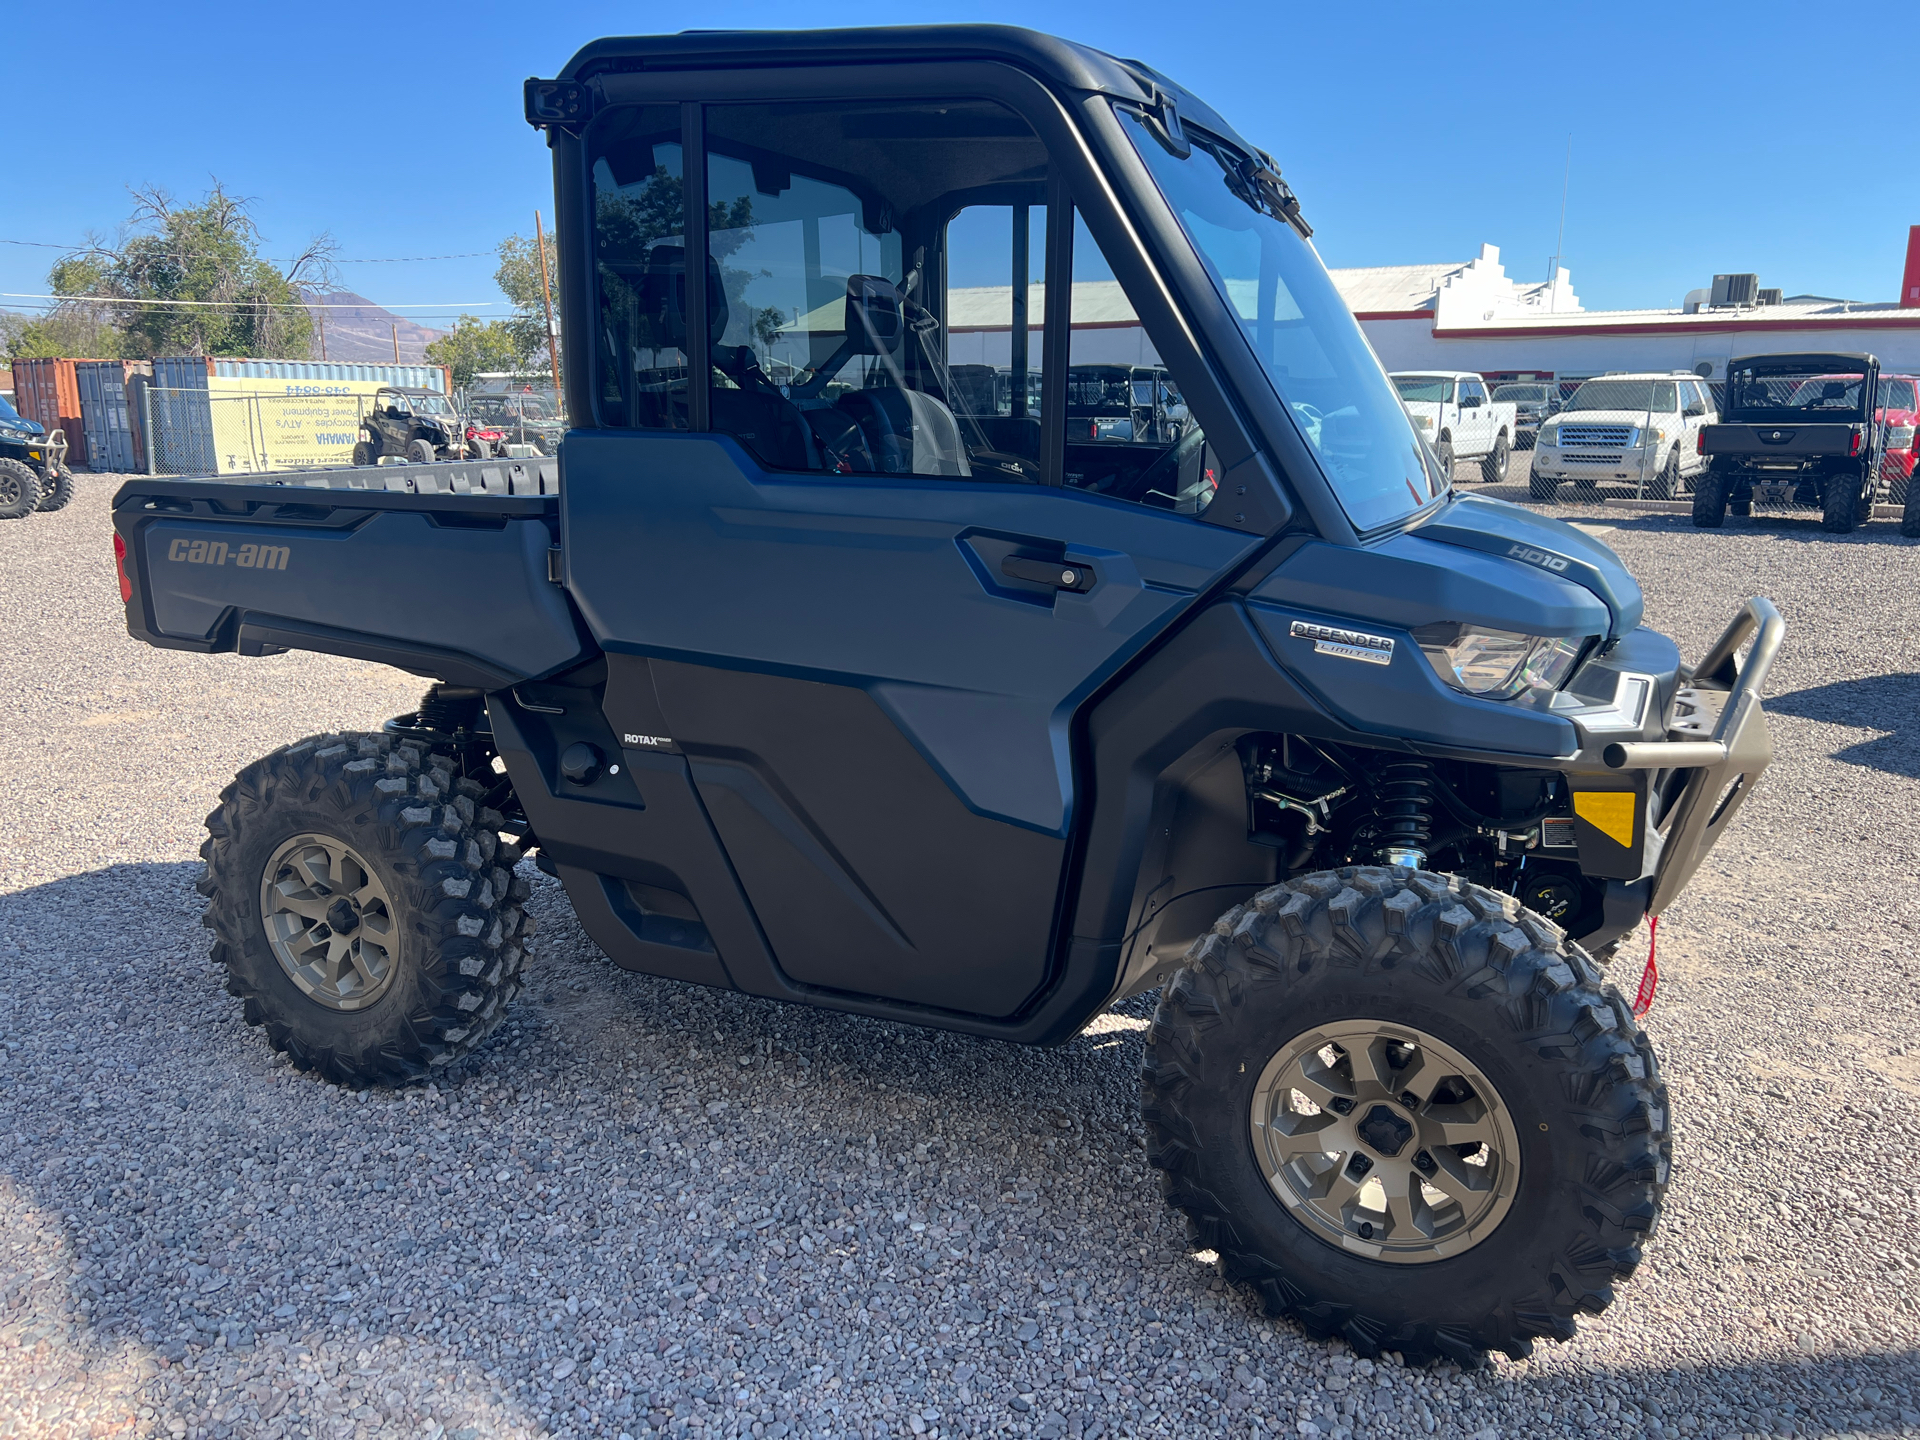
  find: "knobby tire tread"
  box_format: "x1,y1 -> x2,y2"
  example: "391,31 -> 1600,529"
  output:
1141,867 -> 1670,1366
199,731 -> 534,1086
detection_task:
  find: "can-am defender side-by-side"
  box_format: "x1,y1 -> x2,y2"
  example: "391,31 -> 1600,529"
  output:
1695,352 -> 1885,531
111,26 -> 1781,1366
0,391 -> 74,519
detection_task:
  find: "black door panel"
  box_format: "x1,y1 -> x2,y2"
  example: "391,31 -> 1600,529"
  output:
651,660 -> 1063,1016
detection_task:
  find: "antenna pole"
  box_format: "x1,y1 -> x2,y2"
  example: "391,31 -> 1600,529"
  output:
1548,135 -> 1571,304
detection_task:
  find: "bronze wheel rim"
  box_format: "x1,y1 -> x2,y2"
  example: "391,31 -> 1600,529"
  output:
259,833 -> 399,1011
1249,1019 -> 1521,1263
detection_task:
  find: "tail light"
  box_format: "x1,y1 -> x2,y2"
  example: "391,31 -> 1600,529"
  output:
112,532 -> 132,604
1849,427 -> 1863,456
1696,430 -> 1706,454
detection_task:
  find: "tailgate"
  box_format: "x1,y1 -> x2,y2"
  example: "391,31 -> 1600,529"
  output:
1700,422 -> 1856,456
113,481 -> 585,689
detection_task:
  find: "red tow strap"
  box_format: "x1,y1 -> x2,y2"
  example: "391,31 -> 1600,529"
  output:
1632,915 -> 1659,1018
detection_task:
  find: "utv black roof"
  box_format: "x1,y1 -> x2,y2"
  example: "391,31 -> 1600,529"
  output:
555,25 -> 1263,164
1726,352 -> 1879,372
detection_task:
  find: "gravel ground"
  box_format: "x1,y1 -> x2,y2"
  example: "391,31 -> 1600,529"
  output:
1,472 -> 1917,1440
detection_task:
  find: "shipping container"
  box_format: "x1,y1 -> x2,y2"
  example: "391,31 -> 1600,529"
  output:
76,360 -> 151,474
9,358 -> 86,465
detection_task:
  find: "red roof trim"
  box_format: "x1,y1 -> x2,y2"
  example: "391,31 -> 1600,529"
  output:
1427,314 -> 1920,339
1351,309 -> 1436,322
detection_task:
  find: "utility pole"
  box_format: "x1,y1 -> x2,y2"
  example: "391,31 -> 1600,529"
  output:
318,306 -> 327,362
392,322 -> 401,364
535,210 -> 562,393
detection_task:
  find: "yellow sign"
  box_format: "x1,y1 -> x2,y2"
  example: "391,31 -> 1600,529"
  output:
1573,791 -> 1636,848
204,377 -> 392,475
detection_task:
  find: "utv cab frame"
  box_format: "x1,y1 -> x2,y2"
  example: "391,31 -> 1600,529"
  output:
116,25 -> 1782,1366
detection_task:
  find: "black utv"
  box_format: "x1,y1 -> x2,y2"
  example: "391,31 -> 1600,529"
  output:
0,392 -> 74,519
351,386 -> 471,465
1695,352 -> 1884,531
110,25 -> 1782,1367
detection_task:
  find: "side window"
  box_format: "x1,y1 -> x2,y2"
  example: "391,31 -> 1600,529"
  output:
1652,381 -> 1678,413
945,204 -> 1047,474
1065,211 -> 1215,514
587,104 -> 691,431
1462,381 -> 1485,406
699,99 -> 1050,481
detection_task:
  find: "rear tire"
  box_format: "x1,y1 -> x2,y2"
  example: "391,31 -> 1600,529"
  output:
1143,869 -> 1669,1366
198,731 -> 534,1086
0,458 -> 43,519
1691,465 -> 1729,527
1480,432 -> 1510,484
351,440 -> 376,467
1821,472 -> 1863,533
1903,480 -> 1920,538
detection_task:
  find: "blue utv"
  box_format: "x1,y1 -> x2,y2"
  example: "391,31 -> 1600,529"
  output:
109,26 -> 1782,1366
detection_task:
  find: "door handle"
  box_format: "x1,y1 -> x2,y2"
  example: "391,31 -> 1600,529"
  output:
1001,555 -> 1096,592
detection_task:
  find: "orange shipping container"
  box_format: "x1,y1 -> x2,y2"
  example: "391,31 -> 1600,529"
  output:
9,358 -> 86,466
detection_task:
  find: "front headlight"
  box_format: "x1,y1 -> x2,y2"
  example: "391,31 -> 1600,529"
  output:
1411,414 -> 1433,430
1536,428 -> 1557,447
1416,624 -> 1585,700
1643,429 -> 1665,448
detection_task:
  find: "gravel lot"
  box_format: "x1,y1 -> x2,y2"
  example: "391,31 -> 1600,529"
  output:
2,473 -> 1917,1440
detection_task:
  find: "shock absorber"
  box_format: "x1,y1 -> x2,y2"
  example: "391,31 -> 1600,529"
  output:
1373,761 -> 1435,871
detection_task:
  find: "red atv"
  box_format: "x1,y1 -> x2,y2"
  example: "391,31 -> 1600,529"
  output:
464,417 -> 510,459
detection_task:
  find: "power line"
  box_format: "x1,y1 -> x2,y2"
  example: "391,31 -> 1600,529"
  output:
2,238 -> 494,263
1,292 -> 502,311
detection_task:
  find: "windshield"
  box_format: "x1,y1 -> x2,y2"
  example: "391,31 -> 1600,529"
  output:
0,395 -> 24,424
1880,379 -> 1917,412
1728,367 -> 1869,418
1119,107 -> 1443,530
1392,376 -> 1454,404
411,394 -> 455,415
1492,385 -> 1547,403
1565,379 -> 1677,413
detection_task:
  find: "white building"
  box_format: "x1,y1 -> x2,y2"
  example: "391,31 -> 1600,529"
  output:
1335,242 -> 1920,385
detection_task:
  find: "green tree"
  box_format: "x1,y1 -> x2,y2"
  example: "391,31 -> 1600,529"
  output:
426,315 -> 534,389
495,234 -> 555,370
39,182 -> 335,359
0,303 -> 126,360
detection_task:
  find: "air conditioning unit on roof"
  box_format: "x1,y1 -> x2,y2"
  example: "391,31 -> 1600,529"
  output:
1757,288 -> 1782,305
1711,273 -> 1759,307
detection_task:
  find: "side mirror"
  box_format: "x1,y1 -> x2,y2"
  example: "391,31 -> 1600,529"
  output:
1461,395 -> 1479,409
845,274 -> 904,356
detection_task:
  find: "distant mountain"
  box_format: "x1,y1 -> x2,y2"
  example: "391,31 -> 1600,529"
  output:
303,291 -> 446,364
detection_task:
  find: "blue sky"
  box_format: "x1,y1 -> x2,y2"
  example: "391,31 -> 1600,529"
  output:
6,0 -> 1911,324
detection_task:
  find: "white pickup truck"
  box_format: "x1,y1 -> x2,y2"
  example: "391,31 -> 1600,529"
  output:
1390,371 -> 1517,483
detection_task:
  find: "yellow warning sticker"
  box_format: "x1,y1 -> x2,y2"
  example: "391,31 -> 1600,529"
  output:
1573,791 -> 1636,848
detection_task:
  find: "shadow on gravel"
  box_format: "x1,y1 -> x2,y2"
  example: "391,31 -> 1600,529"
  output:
1575,1348 -> 1920,1436
1765,674 -> 1920,775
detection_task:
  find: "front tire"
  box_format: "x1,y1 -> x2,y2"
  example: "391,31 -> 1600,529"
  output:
35,463 -> 74,512
351,440 -> 376,467
0,458 -> 43,519
1527,462 -> 1558,502
1143,869 -> 1668,1365
1903,478 -> 1920,538
198,731 -> 534,1085
1433,440 -> 1454,481
1479,431 -> 1509,484
408,439 -> 437,465
1649,447 -> 1682,500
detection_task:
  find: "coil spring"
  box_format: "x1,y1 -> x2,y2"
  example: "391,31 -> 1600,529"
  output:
1374,760 -> 1436,863
415,685 -> 482,737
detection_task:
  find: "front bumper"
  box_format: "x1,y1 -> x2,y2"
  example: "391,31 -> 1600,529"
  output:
1583,597 -> 1782,916
1532,442 -> 1659,482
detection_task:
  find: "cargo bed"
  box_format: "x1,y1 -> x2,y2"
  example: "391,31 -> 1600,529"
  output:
112,458 -> 585,690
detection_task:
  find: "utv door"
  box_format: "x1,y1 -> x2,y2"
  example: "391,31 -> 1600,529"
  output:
559,88 -> 1261,1019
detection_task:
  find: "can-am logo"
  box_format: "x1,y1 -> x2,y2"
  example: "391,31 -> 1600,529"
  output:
166,537 -> 289,571
1506,543 -> 1570,573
